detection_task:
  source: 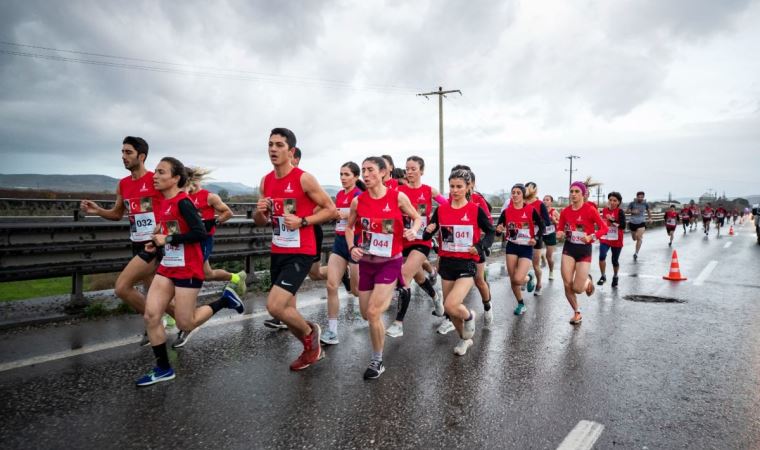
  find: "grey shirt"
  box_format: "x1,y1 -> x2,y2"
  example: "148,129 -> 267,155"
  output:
628,201 -> 649,224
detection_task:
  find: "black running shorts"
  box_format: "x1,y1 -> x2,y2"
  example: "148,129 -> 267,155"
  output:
270,253 -> 312,295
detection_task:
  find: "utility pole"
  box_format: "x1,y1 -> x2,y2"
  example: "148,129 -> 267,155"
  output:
417,86 -> 462,193
596,184 -> 604,206
565,155 -> 580,187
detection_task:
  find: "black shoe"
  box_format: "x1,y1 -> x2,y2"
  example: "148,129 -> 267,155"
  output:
363,360 -> 385,380
264,318 -> 288,330
633,253 -> 638,261
597,275 -> 606,286
139,331 -> 150,347
172,329 -> 196,348
341,270 -> 351,292
611,276 -> 619,288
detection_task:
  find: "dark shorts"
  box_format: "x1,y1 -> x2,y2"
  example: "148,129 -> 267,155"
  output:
505,241 -> 534,260
200,235 -> 214,262
170,277 -> 204,289
402,244 -> 431,258
358,257 -> 404,291
438,257 -> 477,281
542,232 -> 557,246
703,218 -> 712,223
270,253 -> 313,295
131,241 -> 157,264
313,225 -> 324,263
629,222 -> 646,232
716,218 -> 725,226
666,226 -> 676,233
332,234 -> 359,264
598,243 -> 622,265
533,237 -> 544,250
562,242 -> 592,263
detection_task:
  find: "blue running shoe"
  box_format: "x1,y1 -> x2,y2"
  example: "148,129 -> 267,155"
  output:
135,366 -> 175,387
514,303 -> 527,316
526,272 -> 536,293
222,286 -> 245,314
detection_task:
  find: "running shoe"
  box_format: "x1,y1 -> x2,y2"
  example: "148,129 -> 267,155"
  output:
569,312 -> 583,325
385,321 -> 404,338
163,314 -> 176,329
633,253 -> 638,261
437,319 -> 455,335
264,318 -> 288,330
222,286 -> 245,314
139,331 -> 150,347
320,329 -> 339,345
548,271 -> 555,281
586,275 -> 595,296
363,360 -> 385,380
135,366 -> 175,387
290,323 -> 323,371
526,272 -> 536,293
431,292 -> 445,317
514,303 -> 527,316
172,329 -> 197,348
462,310 -> 476,339
427,268 -> 438,286
597,275 -> 606,286
483,309 -> 493,328
232,271 -> 247,297
341,270 -> 351,292
454,339 -> 474,356
534,286 -> 542,296
668,242 -> 672,247
611,276 -> 619,288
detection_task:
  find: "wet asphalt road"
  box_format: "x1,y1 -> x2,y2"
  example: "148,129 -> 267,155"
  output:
1,222 -> 759,449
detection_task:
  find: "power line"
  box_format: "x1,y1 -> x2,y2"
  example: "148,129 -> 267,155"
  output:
0,41 -> 420,95
417,86 -> 462,193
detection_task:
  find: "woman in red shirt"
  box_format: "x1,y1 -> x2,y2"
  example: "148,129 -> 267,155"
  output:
664,204 -> 679,246
137,157 -> 244,387
556,182 -> 608,325
597,192 -> 626,288
344,156 -> 421,380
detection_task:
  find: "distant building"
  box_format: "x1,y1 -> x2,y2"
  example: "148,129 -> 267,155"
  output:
699,192 -> 717,204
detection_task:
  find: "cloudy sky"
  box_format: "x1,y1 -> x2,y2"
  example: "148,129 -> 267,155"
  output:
1,0 -> 759,201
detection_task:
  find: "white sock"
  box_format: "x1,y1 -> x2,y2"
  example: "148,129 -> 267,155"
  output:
328,318 -> 338,334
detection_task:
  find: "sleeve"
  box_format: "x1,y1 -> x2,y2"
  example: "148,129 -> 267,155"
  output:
532,209 -> 546,236
475,208 -> 495,253
618,209 -> 626,228
540,203 -> 551,224
591,207 -> 609,240
495,210 -> 506,236
421,207 -> 440,241
170,199 -> 208,244
433,194 -> 449,206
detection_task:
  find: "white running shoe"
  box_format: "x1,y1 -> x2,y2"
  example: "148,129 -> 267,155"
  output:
385,321 -> 403,338
432,292 -> 444,317
454,339 -> 473,356
462,310 -> 476,339
548,271 -> 555,281
437,319 -> 455,335
483,309 -> 493,328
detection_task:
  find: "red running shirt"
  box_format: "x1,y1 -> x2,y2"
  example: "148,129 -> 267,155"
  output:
436,202 -> 482,261
189,189 -> 217,235
558,202 -> 609,246
355,188 -> 404,258
398,184 -> 433,249
501,203 -> 537,246
384,178 -> 399,191
263,167 -> 317,255
120,171 -> 163,242
599,207 -> 625,247
335,187 -> 362,236
156,192 -> 204,280
665,210 -> 678,228
702,207 -> 714,219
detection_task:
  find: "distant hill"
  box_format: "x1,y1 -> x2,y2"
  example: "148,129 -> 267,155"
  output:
0,174 -> 256,196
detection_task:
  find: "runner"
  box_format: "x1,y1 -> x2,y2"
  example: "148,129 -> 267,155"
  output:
680,204 -> 691,234
731,208 -> 739,225
253,128 -> 337,371
381,155 -> 399,191
320,161 -> 365,345
136,157 -> 244,386
665,204 -> 678,246
597,192 -> 625,287
626,191 -> 651,261
689,201 -> 700,231
556,182 -> 608,325
496,184 -> 543,315
715,203 -> 727,237
421,168 -> 495,355
524,182 -> 551,296
542,195 -> 560,281
701,202 -> 714,236
386,156 -> 445,338
80,136 -> 169,346
343,156 -> 422,379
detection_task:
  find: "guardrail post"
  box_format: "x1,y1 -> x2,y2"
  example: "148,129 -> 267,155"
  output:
69,271 -> 88,309
73,210 -> 81,221
245,255 -> 252,274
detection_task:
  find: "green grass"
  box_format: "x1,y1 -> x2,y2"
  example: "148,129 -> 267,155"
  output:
0,277 -> 72,302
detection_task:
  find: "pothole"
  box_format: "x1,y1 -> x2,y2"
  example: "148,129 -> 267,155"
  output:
623,295 -> 686,304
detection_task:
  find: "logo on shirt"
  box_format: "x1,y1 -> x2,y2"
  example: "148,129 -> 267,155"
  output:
418,193 -> 426,202
284,183 -> 294,193
461,213 -> 470,221
140,183 -> 148,192
576,216 -> 582,222
164,205 -> 172,215
521,212 -> 527,219
382,203 -> 391,212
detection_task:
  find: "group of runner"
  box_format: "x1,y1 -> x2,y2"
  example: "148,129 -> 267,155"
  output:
82,129 -> 744,386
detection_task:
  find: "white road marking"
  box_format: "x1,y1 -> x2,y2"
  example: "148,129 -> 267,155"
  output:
723,241 -> 732,249
557,420 -> 604,450
694,260 -> 719,286
0,297 -> 330,373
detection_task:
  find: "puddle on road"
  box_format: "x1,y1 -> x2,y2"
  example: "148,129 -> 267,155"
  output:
623,295 -> 686,304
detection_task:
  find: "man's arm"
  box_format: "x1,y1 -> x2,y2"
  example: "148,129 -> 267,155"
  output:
253,176 -> 270,226
207,193 -> 233,223
80,184 -> 126,221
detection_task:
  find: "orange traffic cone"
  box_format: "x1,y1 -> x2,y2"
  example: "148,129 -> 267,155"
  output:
663,250 -> 687,281
729,225 -> 734,236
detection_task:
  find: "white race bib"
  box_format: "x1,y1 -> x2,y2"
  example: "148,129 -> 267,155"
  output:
131,212 -> 156,242
161,243 -> 185,267
513,227 -> 532,246
605,225 -> 619,241
336,208 -> 350,232
570,230 -> 586,244
367,232 -> 392,257
272,216 -> 301,248
415,216 -> 428,240
544,224 -> 556,235
442,225 -> 474,252
667,218 -> 676,226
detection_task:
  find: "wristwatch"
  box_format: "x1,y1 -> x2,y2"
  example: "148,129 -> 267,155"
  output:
300,217 -> 309,228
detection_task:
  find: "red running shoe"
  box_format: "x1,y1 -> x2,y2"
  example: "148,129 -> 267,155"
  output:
289,322 -> 323,371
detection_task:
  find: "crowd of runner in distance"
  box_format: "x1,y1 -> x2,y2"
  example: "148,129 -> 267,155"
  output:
80,129 -> 750,386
